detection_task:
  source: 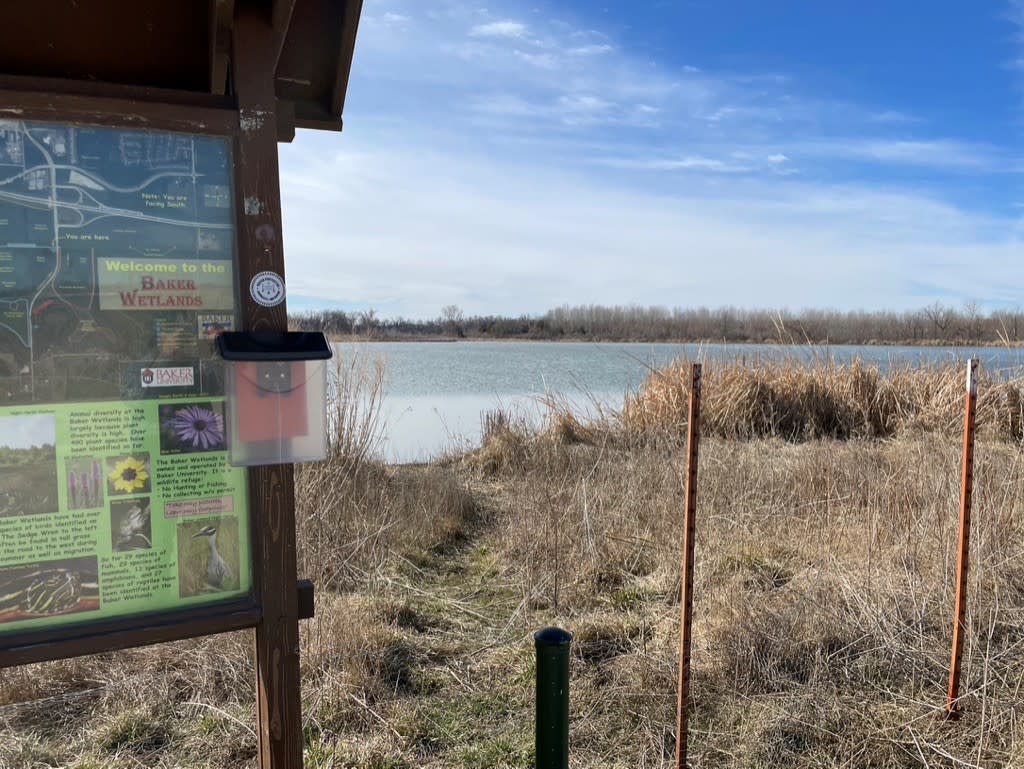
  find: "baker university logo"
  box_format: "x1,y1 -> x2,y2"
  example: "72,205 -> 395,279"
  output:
250,271 -> 286,307
140,367 -> 195,388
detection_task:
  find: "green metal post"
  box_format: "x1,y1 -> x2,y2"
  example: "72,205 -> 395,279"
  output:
535,626 -> 572,769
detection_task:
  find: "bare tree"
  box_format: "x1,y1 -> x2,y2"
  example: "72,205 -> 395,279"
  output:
923,302 -> 954,341
356,308 -> 378,337
440,304 -> 464,337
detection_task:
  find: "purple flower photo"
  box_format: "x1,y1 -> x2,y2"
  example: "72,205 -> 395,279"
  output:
159,402 -> 227,454
66,458 -> 103,510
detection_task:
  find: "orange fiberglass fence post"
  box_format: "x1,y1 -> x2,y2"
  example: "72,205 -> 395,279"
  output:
675,362 -> 702,769
946,358 -> 978,718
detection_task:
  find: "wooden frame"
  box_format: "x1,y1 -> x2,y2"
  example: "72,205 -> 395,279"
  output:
0,599 -> 260,668
0,5 -> 337,766
0,75 -> 239,134
231,9 -> 303,766
0,100 -> 264,670
0,12 -> 301,737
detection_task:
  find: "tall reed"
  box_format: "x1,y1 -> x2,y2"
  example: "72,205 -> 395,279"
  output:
622,357 -> 1024,442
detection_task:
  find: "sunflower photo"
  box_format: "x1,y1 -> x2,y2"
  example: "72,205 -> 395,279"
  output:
158,401 -> 226,454
105,453 -> 152,496
0,413 -> 58,517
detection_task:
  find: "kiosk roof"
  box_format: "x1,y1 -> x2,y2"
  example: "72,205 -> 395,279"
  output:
0,0 -> 362,132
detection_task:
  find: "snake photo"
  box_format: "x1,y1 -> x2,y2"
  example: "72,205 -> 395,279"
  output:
0,565 -> 100,619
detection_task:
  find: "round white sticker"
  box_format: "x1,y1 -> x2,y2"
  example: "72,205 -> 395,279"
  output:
250,271 -> 286,307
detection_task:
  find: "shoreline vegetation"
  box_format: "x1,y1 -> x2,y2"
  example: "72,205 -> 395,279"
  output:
4,356 -> 1024,767
292,302 -> 1024,347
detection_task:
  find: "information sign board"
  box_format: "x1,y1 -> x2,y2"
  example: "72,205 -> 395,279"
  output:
0,120 -> 251,635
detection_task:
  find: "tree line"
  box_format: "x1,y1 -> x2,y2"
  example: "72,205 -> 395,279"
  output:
0,444 -> 56,465
290,302 -> 1024,345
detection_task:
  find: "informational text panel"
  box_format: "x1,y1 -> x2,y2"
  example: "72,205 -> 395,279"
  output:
0,120 -> 251,634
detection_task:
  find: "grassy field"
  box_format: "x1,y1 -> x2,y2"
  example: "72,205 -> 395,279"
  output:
2,358 -> 1023,768
0,447 -> 58,517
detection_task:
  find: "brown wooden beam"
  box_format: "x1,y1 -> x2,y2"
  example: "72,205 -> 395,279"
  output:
294,107 -> 343,132
330,0 -> 364,119
271,0 -> 300,72
0,73 -> 235,109
209,0 -> 237,95
276,99 -> 297,143
232,7 -> 303,769
0,602 -> 259,669
0,75 -> 238,134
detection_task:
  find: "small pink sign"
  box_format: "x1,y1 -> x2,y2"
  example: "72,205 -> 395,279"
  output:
164,495 -> 235,518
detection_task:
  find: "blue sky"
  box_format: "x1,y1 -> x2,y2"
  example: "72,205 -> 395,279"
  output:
279,0 -> 1024,319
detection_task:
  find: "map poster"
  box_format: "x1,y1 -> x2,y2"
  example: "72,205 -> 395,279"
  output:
0,120 -> 252,636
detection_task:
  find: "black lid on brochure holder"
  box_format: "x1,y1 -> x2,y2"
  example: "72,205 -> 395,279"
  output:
215,331 -> 333,362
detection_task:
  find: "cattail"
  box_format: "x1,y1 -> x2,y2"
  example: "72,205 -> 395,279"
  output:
91,461 -> 102,505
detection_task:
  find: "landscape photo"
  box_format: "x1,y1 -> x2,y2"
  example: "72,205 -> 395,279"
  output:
0,412 -> 58,516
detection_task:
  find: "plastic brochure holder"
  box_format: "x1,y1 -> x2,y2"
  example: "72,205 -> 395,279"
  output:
216,331 -> 333,466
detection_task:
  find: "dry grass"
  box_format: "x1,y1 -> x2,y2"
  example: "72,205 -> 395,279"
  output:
3,356 -> 1024,768
622,356 -> 1024,442
463,429 -> 1024,768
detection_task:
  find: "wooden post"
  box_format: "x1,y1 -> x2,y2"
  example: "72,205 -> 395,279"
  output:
946,358 -> 979,718
232,9 -> 303,768
675,363 -> 702,769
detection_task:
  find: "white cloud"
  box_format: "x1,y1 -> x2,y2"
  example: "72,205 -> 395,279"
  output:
869,110 -> 919,124
599,155 -> 752,173
1010,0 -> 1024,29
568,44 -> 614,55
281,135 -> 1021,316
0,413 -> 55,450
514,50 -> 559,69
470,20 -> 527,38
280,0 -> 1023,317
559,95 -> 613,112
800,139 -> 1004,171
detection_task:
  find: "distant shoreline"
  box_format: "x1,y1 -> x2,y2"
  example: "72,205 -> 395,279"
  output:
294,303 -> 1024,348
325,334 -> 1024,347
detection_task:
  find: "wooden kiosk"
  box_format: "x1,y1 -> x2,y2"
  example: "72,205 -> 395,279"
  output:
0,3 -> 362,767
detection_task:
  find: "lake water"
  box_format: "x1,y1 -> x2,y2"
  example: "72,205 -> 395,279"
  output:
334,341 -> 1024,463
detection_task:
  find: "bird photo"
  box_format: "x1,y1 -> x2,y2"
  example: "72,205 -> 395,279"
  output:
176,517 -> 240,597
110,498 -> 152,552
